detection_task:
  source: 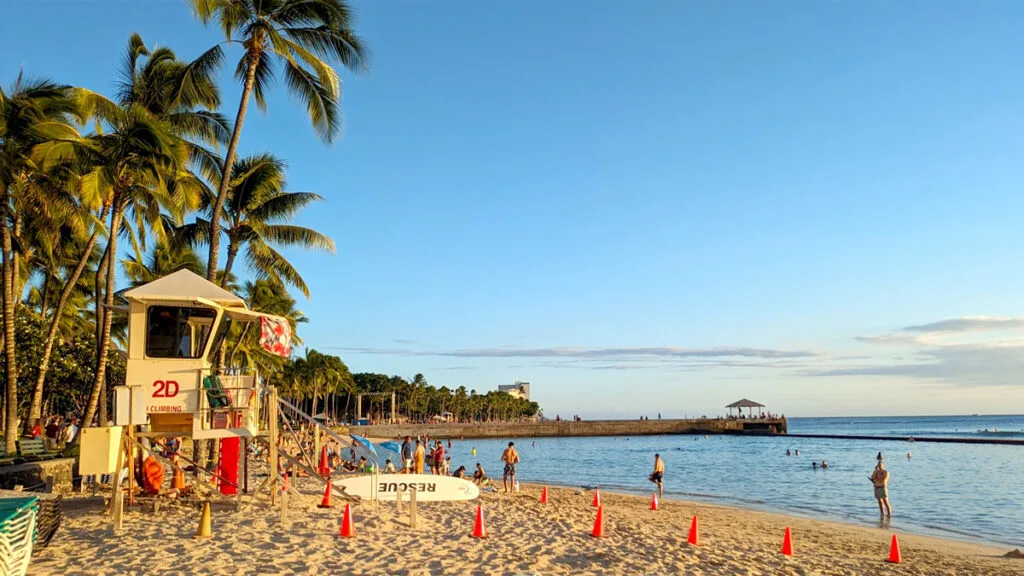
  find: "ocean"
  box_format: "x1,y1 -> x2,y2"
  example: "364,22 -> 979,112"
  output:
429,415 -> 1024,548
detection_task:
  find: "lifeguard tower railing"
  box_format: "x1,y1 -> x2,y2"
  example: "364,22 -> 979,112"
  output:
191,369 -> 264,439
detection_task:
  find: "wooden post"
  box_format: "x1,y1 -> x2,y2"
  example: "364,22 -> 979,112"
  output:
409,487 -> 417,529
111,432 -> 128,533
314,426 -> 321,473
279,481 -> 287,526
269,386 -> 279,505
391,391 -> 396,424
126,426 -> 135,506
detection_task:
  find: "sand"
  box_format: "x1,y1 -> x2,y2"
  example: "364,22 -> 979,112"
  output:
29,477 -> 1021,575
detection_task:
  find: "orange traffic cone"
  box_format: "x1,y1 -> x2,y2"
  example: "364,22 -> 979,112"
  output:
318,479 -> 333,508
318,446 -> 329,476
781,527 -> 794,556
472,505 -> 487,538
592,489 -> 601,507
340,503 -> 355,537
172,468 -> 185,491
540,486 -> 549,504
687,516 -> 700,546
650,494 -> 659,510
591,506 -> 604,538
887,534 -> 902,563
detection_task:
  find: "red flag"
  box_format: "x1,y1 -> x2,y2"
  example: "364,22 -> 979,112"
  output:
260,316 -> 292,357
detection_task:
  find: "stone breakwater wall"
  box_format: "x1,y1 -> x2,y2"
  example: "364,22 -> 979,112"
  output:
348,417 -> 786,440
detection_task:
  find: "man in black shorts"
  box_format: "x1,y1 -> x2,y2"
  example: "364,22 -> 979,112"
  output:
501,441 -> 520,493
649,453 -> 664,497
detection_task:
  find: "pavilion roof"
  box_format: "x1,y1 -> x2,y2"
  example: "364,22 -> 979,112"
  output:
726,398 -> 765,409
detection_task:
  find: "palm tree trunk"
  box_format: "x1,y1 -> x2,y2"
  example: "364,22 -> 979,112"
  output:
39,274 -> 50,316
94,242 -> 110,364
82,205 -> 124,430
2,193 -> 19,454
28,227 -> 102,426
221,241 -> 239,287
209,51 -> 261,282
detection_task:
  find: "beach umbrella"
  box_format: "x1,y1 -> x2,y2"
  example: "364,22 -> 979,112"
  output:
350,434 -> 380,463
379,441 -> 401,454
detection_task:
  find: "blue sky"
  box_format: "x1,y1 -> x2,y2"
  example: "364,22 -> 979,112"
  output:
4,1 -> 1024,417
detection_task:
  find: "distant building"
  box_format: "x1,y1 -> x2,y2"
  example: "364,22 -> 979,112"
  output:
499,381 -> 531,401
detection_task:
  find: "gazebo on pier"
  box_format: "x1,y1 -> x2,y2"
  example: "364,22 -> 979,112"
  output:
726,398 -> 766,418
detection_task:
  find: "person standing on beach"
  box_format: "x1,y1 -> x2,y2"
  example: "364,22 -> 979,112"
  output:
501,442 -> 520,493
433,440 -> 445,475
401,436 -> 413,474
649,454 -> 665,497
870,461 -> 892,517
413,439 -> 426,474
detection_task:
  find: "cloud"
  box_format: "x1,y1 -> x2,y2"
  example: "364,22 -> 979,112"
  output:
807,342 -> 1024,386
903,316 -> 1024,334
392,338 -> 417,345
819,317 -> 1024,387
326,345 -> 822,372
334,345 -> 820,360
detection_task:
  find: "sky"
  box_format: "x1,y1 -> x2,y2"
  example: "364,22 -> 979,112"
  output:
4,1 -> 1024,418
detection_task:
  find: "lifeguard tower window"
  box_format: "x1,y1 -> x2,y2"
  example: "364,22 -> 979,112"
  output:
146,306 -> 217,358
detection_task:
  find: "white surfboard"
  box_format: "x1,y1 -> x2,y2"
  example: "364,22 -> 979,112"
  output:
334,474 -> 479,502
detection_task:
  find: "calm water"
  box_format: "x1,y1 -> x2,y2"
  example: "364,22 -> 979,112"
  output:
389,415 -> 1024,547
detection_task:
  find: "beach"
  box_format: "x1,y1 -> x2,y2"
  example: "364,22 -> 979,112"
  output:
30,477 -> 1021,575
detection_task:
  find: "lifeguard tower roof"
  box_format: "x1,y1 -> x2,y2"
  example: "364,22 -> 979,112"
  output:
122,269 -> 245,307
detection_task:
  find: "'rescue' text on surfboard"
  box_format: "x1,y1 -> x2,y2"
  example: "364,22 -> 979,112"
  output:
379,481 -> 443,494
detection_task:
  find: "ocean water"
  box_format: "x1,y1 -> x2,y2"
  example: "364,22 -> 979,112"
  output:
409,415 -> 1024,548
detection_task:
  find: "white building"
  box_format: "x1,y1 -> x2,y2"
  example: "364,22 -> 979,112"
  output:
499,381 -> 531,401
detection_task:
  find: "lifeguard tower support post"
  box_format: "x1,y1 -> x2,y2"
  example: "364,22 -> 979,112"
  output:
96,270 -> 290,502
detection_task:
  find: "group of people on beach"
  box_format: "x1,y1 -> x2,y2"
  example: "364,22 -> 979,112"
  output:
27,415 -> 79,450
384,436 -> 522,493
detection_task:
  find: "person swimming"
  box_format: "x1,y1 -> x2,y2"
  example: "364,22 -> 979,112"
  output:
822,460 -> 829,469
812,461 -> 818,470
786,449 -> 791,456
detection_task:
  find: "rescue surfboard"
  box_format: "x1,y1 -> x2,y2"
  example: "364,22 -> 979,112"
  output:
334,473 -> 479,501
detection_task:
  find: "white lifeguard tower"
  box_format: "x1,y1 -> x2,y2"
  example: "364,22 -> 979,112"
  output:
79,270 -> 376,533
118,269 -> 287,440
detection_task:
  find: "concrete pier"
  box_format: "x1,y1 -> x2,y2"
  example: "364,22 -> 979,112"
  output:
348,417 -> 786,440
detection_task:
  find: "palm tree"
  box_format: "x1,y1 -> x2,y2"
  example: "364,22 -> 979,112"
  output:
78,35 -> 227,429
189,0 -> 367,282
181,153 -> 333,296
121,239 -> 205,287
0,74 -> 83,450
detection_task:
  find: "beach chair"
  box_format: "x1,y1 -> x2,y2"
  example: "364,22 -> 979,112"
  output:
0,490 -> 61,549
202,375 -> 233,409
0,496 -> 39,576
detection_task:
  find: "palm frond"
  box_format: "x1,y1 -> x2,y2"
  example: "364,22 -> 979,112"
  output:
282,58 -> 338,143
246,190 -> 322,221
255,223 -> 335,252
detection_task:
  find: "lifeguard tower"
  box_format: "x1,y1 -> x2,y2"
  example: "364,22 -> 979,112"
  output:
118,269 -> 288,440
79,270 -> 377,532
